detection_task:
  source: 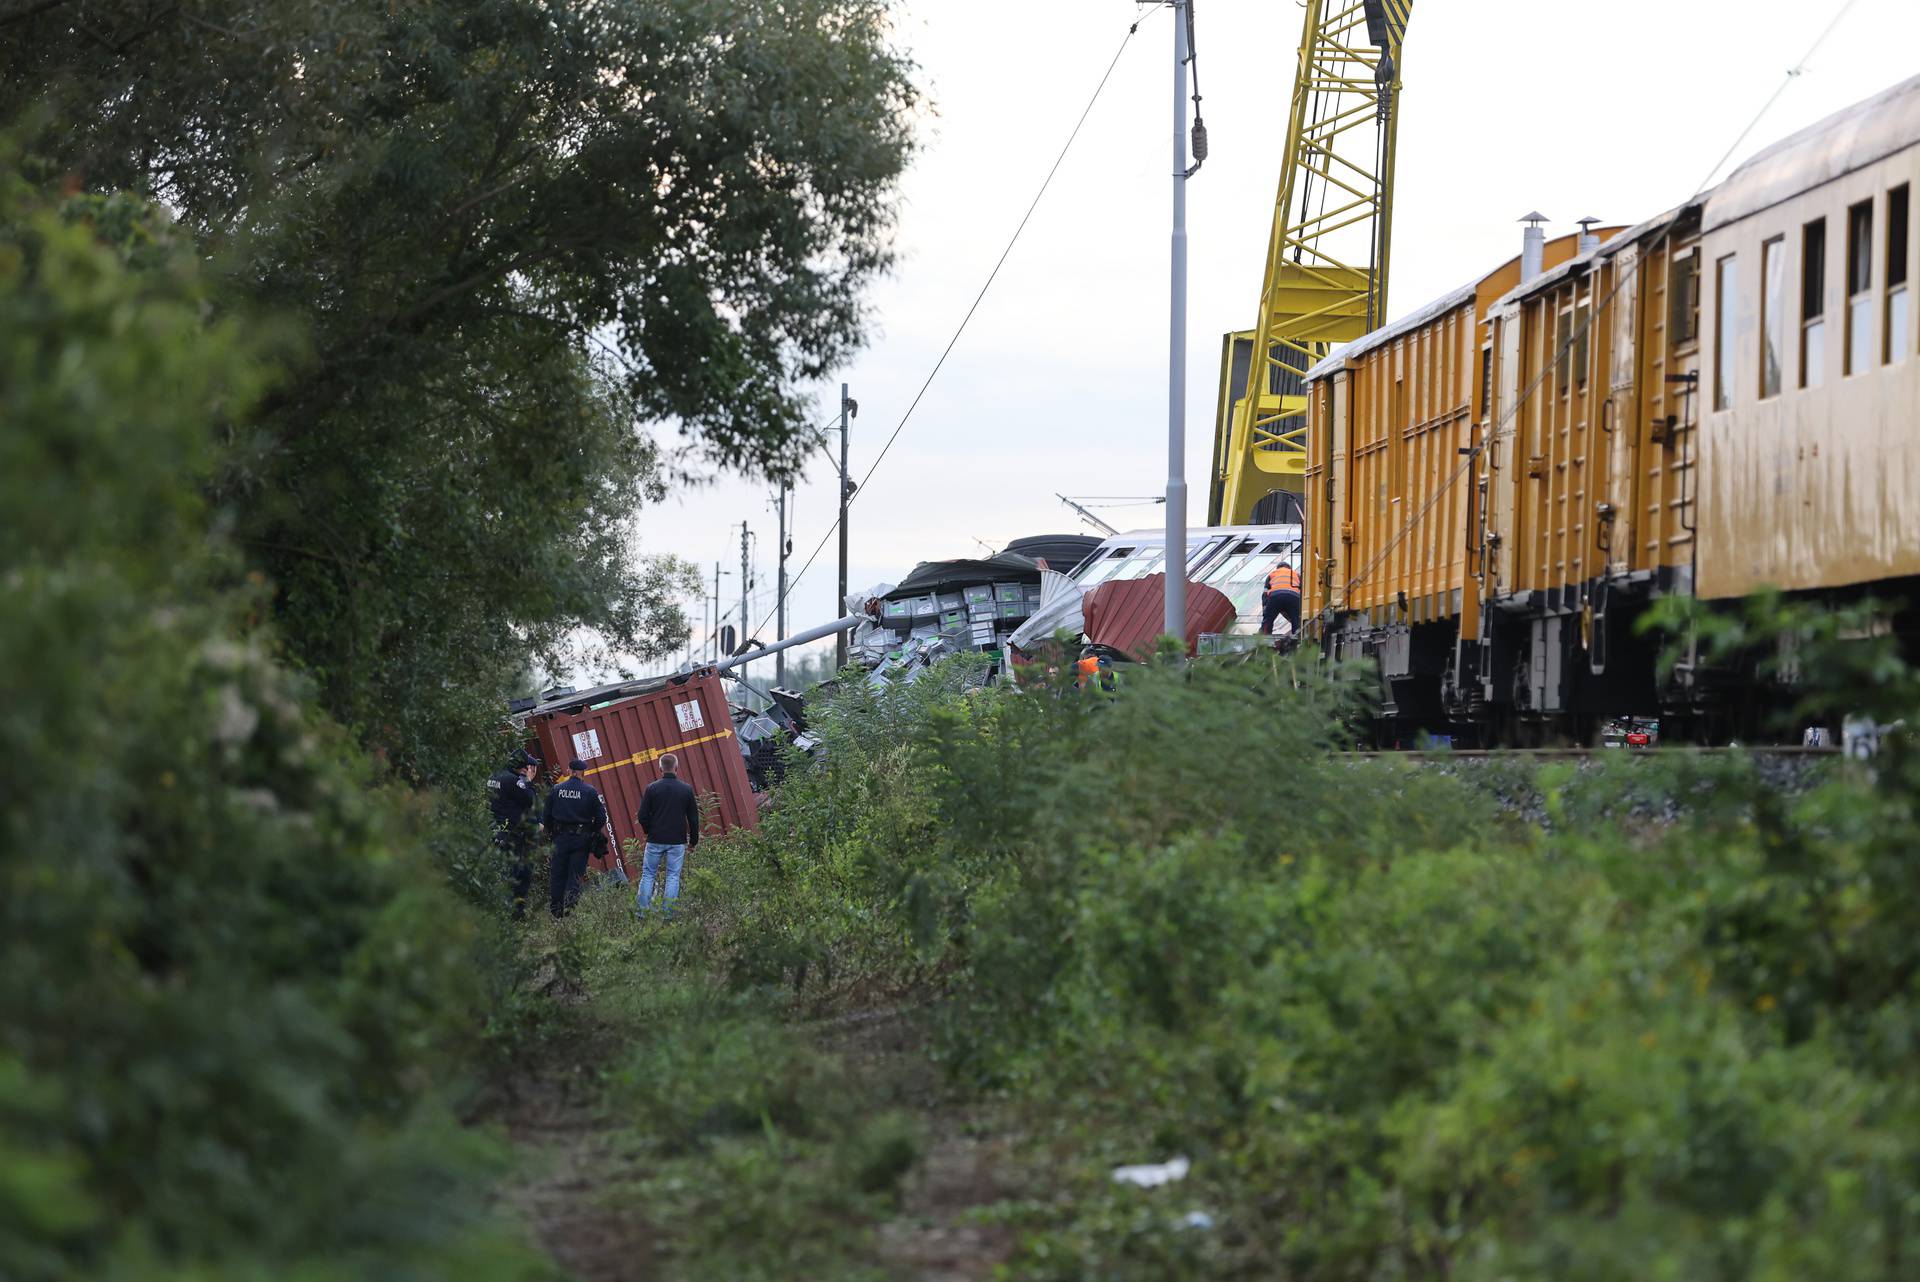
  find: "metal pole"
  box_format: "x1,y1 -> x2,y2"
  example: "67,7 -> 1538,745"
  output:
1057,493 -> 1119,537
715,613 -> 866,673
775,486 -> 790,687
1164,0 -> 1190,646
738,521 -> 751,693
835,383 -> 852,670
712,561 -> 722,661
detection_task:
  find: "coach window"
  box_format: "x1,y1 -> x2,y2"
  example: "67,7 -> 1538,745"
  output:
1846,198 -> 1872,375
1801,218 -> 1826,388
1887,184 -> 1910,364
1714,253 -> 1737,410
1760,235 -> 1784,398
1670,248 -> 1699,347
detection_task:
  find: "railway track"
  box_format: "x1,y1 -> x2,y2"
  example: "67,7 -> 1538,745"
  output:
1344,745 -> 1844,760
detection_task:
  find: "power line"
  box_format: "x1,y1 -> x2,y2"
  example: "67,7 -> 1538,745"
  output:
746,6 -> 1163,641
1335,0 -> 1867,605
1695,0 -> 1864,194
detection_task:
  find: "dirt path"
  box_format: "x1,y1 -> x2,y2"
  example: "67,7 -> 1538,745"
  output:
815,1007 -> 1019,1281
493,1000 -> 1022,1282
493,1009 -> 657,1282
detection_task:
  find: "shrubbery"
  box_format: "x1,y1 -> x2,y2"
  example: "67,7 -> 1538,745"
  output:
0,173 -> 539,1281
674,636 -> 1920,1278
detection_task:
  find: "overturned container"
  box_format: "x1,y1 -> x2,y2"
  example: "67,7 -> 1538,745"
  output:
523,670 -> 759,869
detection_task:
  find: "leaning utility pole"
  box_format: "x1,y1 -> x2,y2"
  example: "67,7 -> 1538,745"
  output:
1164,0 -> 1193,646
775,484 -> 791,687
834,383 -> 855,669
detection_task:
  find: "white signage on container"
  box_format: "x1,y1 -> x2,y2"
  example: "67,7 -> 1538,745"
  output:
675,701 -> 705,732
571,728 -> 602,760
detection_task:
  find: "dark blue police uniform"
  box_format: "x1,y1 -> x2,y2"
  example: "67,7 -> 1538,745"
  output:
486,765 -> 539,919
542,766 -> 608,918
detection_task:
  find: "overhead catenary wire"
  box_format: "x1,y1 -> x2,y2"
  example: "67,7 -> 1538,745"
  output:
1332,0 -> 1867,608
743,5 -> 1166,643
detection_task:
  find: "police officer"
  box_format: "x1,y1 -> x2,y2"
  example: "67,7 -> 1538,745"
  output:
487,748 -> 542,920
542,758 -> 609,918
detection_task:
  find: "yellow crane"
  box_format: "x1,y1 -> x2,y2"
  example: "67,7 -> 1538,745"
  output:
1208,0 -> 1412,526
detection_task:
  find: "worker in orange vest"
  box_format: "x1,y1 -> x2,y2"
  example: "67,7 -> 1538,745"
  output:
1260,560 -> 1302,637
1075,653 -> 1116,693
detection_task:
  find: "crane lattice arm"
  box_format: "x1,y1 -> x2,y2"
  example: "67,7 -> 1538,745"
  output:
1209,0 -> 1411,526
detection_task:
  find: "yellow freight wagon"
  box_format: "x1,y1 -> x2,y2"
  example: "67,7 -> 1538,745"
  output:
1300,73 -> 1919,745
1479,215 -> 1686,726
1303,229 -> 1595,731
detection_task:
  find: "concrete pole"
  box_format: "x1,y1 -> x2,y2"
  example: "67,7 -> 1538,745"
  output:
715,613 -> 865,673
738,521 -> 751,693
835,383 -> 852,670
775,486 -> 790,687
1164,0 -> 1190,647
711,561 -> 722,662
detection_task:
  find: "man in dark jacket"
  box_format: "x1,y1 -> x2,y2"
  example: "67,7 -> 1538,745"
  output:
542,758 -> 608,918
486,748 -> 542,919
634,752 -> 701,921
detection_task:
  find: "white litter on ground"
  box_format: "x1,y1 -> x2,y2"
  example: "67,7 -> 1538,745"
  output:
1110,1156 -> 1190,1188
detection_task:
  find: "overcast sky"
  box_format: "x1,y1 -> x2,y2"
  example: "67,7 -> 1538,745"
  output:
620,0 -> 1920,680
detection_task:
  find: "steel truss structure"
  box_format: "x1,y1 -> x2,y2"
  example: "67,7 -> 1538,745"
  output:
1209,0 -> 1411,526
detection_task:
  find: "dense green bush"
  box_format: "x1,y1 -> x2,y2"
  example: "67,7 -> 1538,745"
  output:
0,174 -> 539,1281
680,632 -> 1920,1279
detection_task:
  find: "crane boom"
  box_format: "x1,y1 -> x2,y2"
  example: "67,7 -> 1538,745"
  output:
1209,0 -> 1411,526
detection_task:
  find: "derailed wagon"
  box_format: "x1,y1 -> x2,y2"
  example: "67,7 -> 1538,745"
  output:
522,669 -> 760,872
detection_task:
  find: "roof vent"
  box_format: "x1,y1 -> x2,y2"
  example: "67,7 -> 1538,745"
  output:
1576,215 -> 1602,255
1520,211 -> 1548,283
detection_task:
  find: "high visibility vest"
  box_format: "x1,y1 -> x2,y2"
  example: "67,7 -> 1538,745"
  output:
1075,655 -> 1101,689
1266,564 -> 1301,594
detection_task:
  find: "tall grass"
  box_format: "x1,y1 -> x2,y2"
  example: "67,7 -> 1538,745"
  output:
659,625 -> 1920,1280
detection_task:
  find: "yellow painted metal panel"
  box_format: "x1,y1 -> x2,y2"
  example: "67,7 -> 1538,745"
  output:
1506,273 -> 1608,596
1603,245 -> 1640,577
1304,376 -> 1342,618
1633,238 -> 1700,579
1334,299 -> 1475,620
1486,299 -> 1524,599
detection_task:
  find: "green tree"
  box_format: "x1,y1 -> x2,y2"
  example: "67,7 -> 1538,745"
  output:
0,171 -> 537,1280
1,0 -> 917,782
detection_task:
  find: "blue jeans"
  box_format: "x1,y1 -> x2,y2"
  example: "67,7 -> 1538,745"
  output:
636,842 -> 687,918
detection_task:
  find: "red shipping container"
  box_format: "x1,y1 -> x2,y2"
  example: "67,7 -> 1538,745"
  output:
1081,574 -> 1237,660
525,669 -> 758,873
